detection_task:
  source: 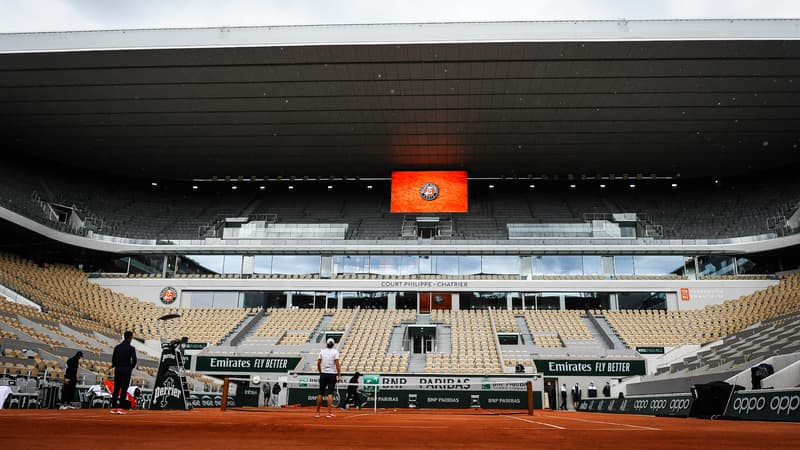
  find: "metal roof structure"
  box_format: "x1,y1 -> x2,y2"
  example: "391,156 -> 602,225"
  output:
1,19 -> 800,180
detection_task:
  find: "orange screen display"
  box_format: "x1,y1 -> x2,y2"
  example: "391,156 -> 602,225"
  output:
390,171 -> 468,213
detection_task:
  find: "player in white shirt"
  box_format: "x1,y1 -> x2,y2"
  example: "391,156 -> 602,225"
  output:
315,338 -> 341,418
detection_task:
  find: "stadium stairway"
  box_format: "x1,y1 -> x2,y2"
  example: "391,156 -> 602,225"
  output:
581,314 -> 615,350
586,312 -> 627,350
407,353 -> 427,373
223,309 -> 266,346
387,324 -> 406,353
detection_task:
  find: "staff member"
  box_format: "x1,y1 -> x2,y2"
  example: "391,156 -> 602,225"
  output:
61,351 -> 83,409
314,338 -> 341,419
343,372 -> 367,409
111,331 -> 137,415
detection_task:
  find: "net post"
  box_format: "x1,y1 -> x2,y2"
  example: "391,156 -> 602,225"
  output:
527,380 -> 534,416
221,377 -> 230,412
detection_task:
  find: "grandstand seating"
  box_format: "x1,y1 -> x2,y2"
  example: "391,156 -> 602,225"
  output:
428,310 -> 500,373
2,160 -> 799,241
0,250 -> 798,385
523,310 -> 594,345
491,309 -> 519,333
0,253 -> 250,345
339,309 -> 413,373
604,272 -> 800,348
327,309 -> 355,332
637,309 -> 800,386
253,308 -> 327,340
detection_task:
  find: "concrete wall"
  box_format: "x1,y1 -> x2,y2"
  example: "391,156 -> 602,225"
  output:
763,358 -> 800,389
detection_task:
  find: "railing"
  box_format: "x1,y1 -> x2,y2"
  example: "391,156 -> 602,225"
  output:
438,218 -> 453,237
401,216 -> 417,238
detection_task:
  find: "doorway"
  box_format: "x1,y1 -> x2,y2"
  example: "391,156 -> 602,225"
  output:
544,377 -> 560,411
419,292 -> 452,313
407,326 -> 437,354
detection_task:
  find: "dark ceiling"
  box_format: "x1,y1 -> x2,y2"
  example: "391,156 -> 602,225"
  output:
1,39 -> 800,180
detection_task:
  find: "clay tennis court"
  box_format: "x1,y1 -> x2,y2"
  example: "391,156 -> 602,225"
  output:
1,408 -> 798,449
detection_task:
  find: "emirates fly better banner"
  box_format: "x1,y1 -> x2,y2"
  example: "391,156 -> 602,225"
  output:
390,171 -> 468,213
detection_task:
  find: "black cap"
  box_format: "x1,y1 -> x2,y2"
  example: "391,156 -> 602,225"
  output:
354,371 -> 362,377
76,351 -> 84,358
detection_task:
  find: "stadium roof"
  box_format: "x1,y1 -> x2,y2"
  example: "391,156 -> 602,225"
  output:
1,19 -> 800,180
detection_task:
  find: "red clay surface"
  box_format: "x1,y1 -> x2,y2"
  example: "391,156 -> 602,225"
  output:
1,407 -> 799,449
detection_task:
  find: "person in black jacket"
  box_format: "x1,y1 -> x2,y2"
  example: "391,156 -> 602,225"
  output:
110,331 -> 137,415
342,372 -> 366,409
60,351 -> 83,409
571,383 -> 582,409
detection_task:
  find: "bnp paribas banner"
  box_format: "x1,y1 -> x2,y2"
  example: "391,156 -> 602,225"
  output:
534,359 -> 646,376
725,389 -> 800,422
287,373 -> 541,409
193,356 -> 301,373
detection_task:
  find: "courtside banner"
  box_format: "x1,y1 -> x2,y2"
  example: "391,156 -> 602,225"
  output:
390,171 -> 468,213
194,356 -> 301,373
534,359 -> 646,376
725,389 -> 800,422
287,373 -> 542,409
578,394 -> 693,417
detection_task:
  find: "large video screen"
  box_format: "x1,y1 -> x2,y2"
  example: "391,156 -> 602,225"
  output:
390,171 -> 468,213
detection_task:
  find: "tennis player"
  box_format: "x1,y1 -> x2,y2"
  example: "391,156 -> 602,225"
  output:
314,338 -> 341,418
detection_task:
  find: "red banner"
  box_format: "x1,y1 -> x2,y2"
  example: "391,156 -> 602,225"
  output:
390,171 -> 468,213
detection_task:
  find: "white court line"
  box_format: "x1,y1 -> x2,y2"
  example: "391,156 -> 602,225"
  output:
341,413 -> 373,420
307,424 -> 447,429
537,414 -> 660,431
502,414 -> 566,429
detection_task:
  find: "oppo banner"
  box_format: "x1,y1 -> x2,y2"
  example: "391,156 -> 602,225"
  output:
725,389 -> 800,422
578,394 -> 693,417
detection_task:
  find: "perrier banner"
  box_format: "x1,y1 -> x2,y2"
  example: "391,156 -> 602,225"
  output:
150,343 -> 191,410
534,359 -> 646,376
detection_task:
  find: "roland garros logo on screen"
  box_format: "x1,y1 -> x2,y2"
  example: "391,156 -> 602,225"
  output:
420,183 -> 439,201
160,287 -> 178,305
